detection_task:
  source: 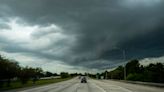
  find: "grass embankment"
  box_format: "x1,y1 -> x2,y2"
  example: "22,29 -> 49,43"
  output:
0,77 -> 72,91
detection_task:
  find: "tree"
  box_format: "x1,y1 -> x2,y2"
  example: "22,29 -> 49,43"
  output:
104,59 -> 164,83
110,66 -> 124,79
45,71 -> 54,77
144,63 -> 164,83
126,73 -> 144,81
18,67 -> 36,84
32,68 -> 43,84
60,72 -> 70,78
70,73 -> 78,77
0,54 -> 45,87
126,59 -> 140,75
0,55 -> 20,87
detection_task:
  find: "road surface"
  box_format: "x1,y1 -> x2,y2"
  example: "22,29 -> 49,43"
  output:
6,77 -> 164,92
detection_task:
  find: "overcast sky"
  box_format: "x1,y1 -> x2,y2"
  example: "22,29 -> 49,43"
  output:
0,0 -> 164,73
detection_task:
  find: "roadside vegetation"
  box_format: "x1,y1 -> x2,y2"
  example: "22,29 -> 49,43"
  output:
0,78 -> 71,90
0,55 -> 77,91
99,59 -> 164,83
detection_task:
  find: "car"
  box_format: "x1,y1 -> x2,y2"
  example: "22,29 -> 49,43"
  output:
81,76 -> 87,83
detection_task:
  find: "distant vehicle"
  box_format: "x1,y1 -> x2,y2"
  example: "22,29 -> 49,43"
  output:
81,76 -> 87,83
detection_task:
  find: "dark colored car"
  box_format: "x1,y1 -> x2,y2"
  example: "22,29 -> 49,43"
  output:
81,76 -> 87,83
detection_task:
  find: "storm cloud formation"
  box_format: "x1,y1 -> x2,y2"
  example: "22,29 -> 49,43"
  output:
0,0 -> 164,72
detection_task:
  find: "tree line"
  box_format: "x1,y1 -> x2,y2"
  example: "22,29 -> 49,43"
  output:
100,59 -> 164,83
0,55 -> 45,87
0,55 -> 75,88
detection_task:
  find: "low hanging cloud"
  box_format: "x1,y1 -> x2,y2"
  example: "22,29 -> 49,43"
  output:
0,0 -> 164,72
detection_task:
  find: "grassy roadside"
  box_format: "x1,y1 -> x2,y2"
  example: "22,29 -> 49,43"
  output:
0,77 -> 72,91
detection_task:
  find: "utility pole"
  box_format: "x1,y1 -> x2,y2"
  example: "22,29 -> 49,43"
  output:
114,47 -> 127,80
123,50 -> 126,80
105,64 -> 110,79
106,70 -> 107,79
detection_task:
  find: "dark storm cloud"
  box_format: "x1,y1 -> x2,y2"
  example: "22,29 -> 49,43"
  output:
0,0 -> 164,69
0,40 -> 59,61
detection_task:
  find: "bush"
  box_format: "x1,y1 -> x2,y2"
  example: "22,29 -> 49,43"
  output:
127,73 -> 144,81
60,72 -> 70,78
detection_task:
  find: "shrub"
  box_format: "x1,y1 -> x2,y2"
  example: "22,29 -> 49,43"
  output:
127,73 -> 144,81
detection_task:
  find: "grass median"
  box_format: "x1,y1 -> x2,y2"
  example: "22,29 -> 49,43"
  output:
0,77 -> 72,91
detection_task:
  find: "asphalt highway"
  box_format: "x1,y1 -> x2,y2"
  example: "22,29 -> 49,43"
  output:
6,77 -> 164,92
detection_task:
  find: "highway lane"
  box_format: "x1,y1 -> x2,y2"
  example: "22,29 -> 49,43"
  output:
17,77 -> 104,92
6,77 -> 164,92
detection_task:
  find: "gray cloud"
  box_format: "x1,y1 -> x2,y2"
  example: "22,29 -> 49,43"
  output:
0,0 -> 164,71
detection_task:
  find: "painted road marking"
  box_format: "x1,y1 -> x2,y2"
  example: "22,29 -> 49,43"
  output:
92,83 -> 107,92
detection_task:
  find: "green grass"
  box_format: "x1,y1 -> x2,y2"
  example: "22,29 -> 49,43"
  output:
0,77 -> 72,91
